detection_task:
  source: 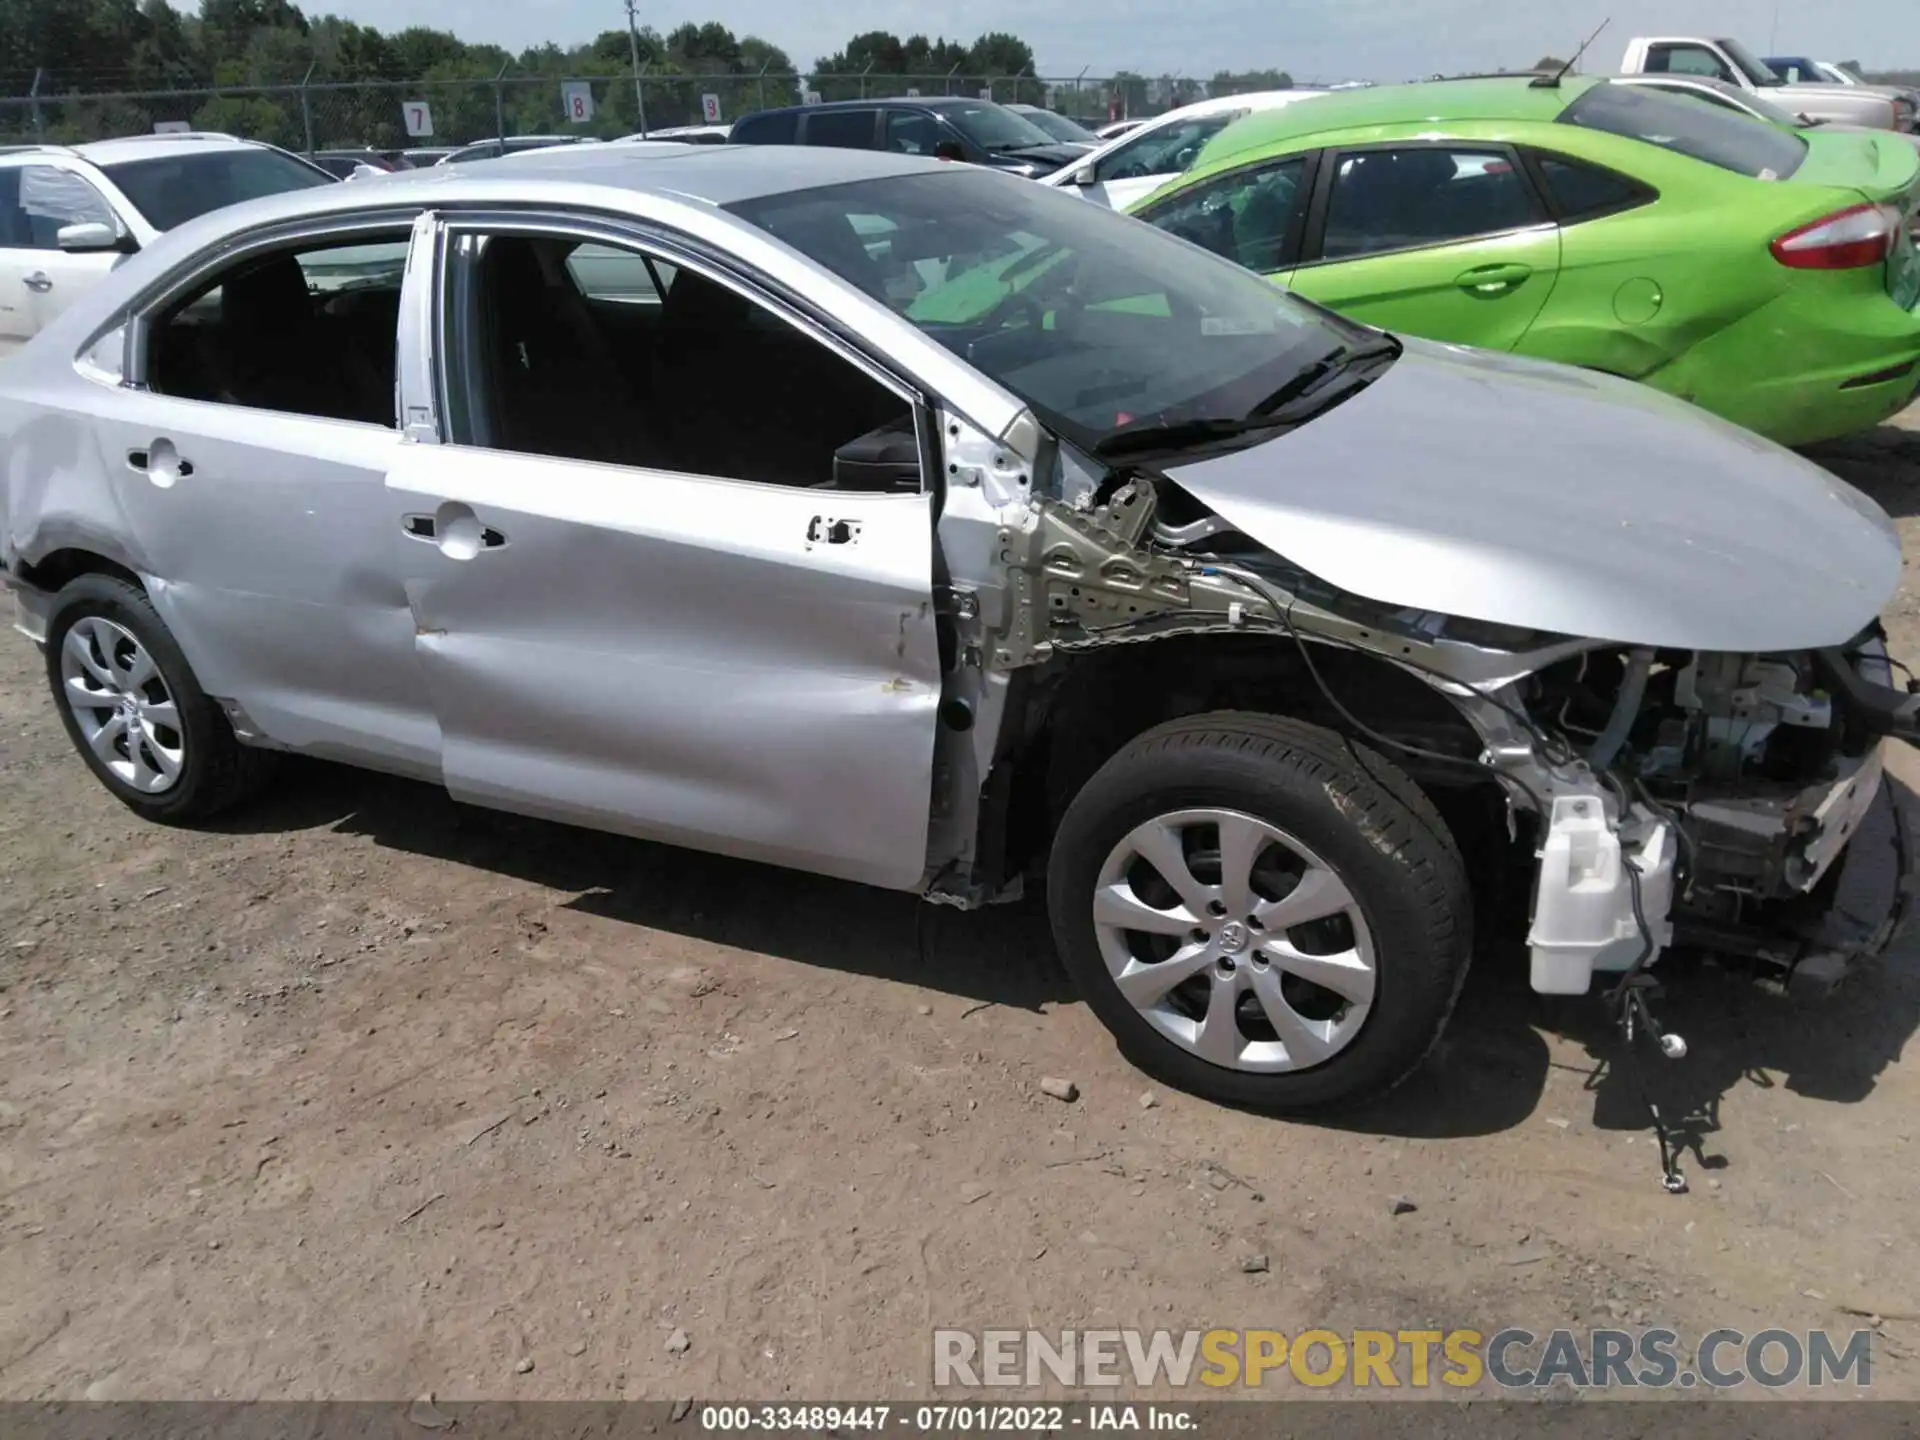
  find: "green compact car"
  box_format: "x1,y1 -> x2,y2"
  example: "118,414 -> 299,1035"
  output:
1128,77 -> 1920,447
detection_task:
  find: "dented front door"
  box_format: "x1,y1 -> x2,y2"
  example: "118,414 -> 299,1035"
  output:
385,444 -> 944,890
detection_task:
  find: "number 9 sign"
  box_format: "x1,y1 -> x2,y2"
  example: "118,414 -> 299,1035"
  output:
561,81 -> 595,123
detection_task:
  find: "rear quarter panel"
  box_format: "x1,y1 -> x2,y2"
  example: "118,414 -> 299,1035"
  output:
1513,124 -> 1888,378
0,365 -> 149,583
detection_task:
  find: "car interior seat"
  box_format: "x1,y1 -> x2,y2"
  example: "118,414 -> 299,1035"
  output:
652,263 -> 907,488
478,236 -> 649,465
203,255 -> 385,422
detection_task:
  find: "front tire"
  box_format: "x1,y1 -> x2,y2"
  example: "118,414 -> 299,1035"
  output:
44,574 -> 275,823
1046,712 -> 1472,1111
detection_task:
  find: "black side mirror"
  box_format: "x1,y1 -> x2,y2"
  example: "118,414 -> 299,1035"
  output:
833,418 -> 921,493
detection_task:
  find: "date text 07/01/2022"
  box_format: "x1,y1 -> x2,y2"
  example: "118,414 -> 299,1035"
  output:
698,1405 -> 1195,1432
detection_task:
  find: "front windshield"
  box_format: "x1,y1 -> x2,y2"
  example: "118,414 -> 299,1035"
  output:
1021,109 -> 1098,144
100,148 -> 333,231
1720,38 -> 1784,86
939,102 -> 1061,152
728,169 -> 1368,450
1763,55 -> 1830,83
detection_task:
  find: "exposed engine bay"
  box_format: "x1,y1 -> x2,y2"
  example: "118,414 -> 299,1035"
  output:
932,426 -> 1915,1022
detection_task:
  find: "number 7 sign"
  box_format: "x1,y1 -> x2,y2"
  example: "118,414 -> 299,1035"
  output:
402,100 -> 434,138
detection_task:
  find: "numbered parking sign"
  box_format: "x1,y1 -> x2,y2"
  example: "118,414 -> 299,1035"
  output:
562,81 -> 594,123
700,93 -> 723,124
802,90 -> 823,106
402,100 -> 434,138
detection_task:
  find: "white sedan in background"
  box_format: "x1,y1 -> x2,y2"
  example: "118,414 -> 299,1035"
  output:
1043,89 -> 1328,210
0,133 -> 334,348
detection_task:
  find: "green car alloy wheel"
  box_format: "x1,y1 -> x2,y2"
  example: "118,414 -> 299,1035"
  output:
1129,76 -> 1920,448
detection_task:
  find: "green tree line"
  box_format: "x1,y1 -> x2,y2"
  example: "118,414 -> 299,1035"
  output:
0,0 -> 1062,146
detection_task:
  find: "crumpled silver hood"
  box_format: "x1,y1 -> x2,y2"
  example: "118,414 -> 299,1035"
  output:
1164,338 -> 1903,652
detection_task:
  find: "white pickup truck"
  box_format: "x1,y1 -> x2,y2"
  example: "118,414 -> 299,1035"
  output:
1619,36 -> 1918,132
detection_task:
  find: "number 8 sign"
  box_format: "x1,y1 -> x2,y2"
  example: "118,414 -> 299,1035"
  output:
561,81 -> 595,123
402,100 -> 434,138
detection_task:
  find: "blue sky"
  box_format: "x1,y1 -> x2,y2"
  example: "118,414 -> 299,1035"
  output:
318,0 -> 1914,77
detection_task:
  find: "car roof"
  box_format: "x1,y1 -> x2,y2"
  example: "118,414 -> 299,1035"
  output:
1139,89 -> 1334,135
0,134 -> 271,167
1164,89 -> 1329,123
746,94 -> 1009,118
1200,75 -> 1595,154
71,134 -> 270,165
183,143 -> 941,226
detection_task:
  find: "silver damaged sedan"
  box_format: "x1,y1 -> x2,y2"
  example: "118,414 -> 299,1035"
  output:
2,145 -> 1913,1112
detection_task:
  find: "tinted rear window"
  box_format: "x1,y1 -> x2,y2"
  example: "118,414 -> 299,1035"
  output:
101,148 -> 333,230
803,110 -> 879,150
732,111 -> 798,144
1560,82 -> 1805,179
1535,153 -> 1650,218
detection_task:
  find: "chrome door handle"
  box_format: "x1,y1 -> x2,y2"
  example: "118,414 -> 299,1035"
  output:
1455,262 -> 1532,296
403,508 -> 506,555
22,272 -> 51,293
127,441 -> 192,486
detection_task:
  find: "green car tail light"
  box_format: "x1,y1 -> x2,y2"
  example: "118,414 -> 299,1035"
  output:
1770,203 -> 1903,270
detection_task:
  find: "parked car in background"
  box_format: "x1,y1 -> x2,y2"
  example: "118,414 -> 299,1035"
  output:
0,133 -> 334,346
1043,90 -> 1328,211
1619,36 -> 1917,131
1765,55 -> 1839,83
1006,103 -> 1100,150
1130,77 -> 1920,447
1765,57 -> 1920,114
310,148 -> 400,180
620,124 -> 731,144
1609,73 -> 1920,157
730,97 -> 1087,176
438,135 -> 602,164
1095,117 -> 1147,140
4,145 -> 1913,1109
395,146 -> 456,167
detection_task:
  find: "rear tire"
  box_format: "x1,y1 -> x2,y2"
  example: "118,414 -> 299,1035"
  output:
1046,711 -> 1472,1111
44,574 -> 276,823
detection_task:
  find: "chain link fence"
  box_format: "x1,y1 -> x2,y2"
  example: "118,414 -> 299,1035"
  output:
0,71 -> 1288,152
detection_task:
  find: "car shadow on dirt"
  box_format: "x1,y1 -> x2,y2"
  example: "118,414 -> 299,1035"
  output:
1338,789 -> 1920,1176
1804,424 -> 1920,516
209,756 -> 1075,1015
209,760 -> 1920,1152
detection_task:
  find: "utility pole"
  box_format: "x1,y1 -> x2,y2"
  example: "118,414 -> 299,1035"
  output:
624,0 -> 649,136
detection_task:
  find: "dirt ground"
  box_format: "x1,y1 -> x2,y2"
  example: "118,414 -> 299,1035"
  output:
2,404 -> 1919,1404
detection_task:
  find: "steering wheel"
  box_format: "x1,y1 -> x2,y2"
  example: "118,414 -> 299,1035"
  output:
982,289 -> 1045,333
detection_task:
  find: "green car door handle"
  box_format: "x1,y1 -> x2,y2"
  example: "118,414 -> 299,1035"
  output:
1456,263 -> 1534,296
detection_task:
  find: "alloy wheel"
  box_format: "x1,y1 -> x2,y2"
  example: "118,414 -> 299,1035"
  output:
1091,807 -> 1376,1072
59,616 -> 186,794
